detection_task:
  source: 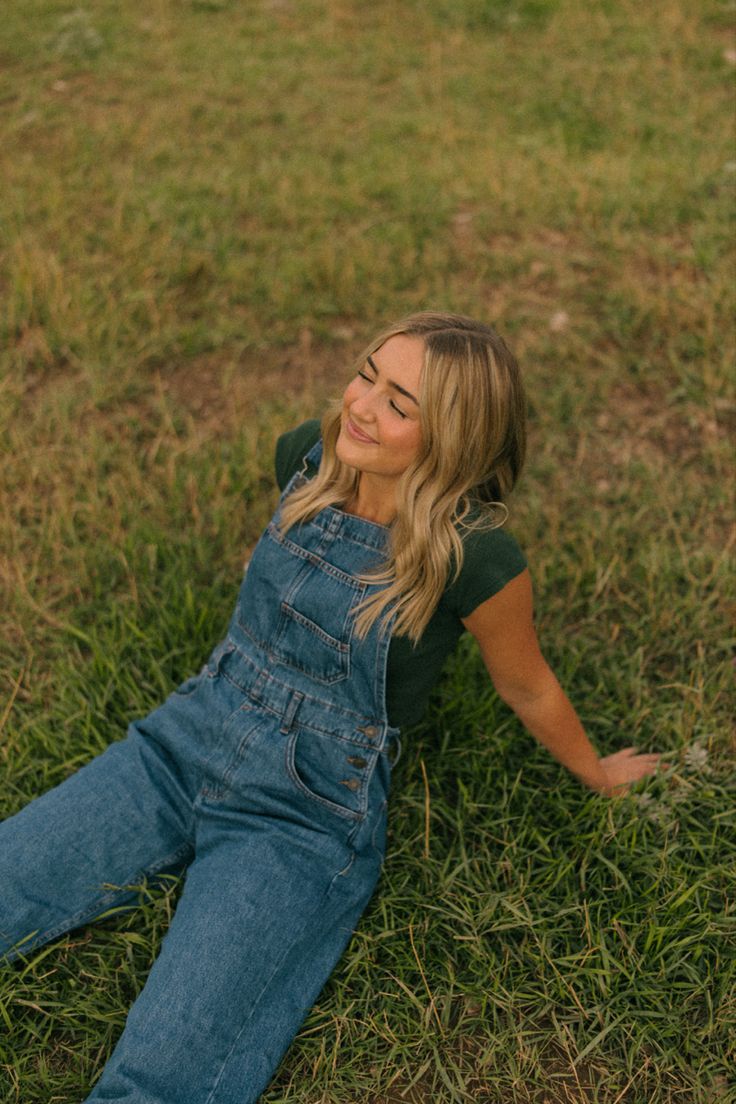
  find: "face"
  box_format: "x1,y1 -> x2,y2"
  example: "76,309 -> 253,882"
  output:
336,333 -> 424,482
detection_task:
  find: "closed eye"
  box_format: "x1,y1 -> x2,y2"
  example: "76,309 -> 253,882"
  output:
356,369 -> 408,418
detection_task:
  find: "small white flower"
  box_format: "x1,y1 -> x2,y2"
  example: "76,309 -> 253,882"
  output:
683,741 -> 711,774
549,310 -> 570,333
630,789 -> 676,828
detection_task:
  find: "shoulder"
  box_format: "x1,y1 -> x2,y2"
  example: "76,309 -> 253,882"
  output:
445,520 -> 528,620
274,419 -> 322,490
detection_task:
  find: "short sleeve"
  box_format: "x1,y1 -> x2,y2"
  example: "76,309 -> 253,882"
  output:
274,420 -> 321,490
445,524 -> 527,619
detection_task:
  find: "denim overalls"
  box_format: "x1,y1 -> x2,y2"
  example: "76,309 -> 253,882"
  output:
0,439 -> 402,1103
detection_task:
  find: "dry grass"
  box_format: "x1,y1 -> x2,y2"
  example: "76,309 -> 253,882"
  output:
1,0 -> 734,1101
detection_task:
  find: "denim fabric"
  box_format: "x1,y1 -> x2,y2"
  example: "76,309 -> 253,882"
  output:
0,440 -> 402,1103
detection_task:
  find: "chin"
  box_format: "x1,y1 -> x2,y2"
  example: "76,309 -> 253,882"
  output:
335,433 -> 362,470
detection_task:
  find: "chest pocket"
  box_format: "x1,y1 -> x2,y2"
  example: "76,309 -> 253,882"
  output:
237,524 -> 366,685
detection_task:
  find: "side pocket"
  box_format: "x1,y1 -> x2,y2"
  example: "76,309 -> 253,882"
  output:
203,639 -> 236,679
285,727 -> 366,822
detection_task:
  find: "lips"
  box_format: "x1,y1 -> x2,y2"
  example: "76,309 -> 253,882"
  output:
346,417 -> 377,444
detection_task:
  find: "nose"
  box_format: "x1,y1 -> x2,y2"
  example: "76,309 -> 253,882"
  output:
349,389 -> 378,423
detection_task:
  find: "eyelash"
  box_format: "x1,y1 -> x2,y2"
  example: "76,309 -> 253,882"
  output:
357,370 -> 408,418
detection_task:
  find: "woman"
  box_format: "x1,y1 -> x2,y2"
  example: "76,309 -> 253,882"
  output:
0,312 -> 660,1102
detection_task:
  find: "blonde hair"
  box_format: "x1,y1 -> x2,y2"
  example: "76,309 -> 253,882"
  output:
279,311 -> 526,644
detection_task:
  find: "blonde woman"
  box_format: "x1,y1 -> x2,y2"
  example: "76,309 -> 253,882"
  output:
0,312 -> 661,1102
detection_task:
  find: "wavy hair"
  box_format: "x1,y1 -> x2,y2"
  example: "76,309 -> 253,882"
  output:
278,311 -> 526,644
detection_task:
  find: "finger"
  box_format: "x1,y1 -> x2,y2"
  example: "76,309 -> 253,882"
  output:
636,760 -> 664,779
600,749 -> 633,762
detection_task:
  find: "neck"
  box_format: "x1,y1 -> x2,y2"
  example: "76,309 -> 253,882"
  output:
344,474 -> 397,526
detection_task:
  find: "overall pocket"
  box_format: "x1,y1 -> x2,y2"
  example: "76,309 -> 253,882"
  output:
285,726 -> 376,821
237,524 -> 365,685
270,602 -> 351,684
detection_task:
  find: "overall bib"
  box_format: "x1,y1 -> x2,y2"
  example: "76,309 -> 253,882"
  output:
0,439 -> 402,1103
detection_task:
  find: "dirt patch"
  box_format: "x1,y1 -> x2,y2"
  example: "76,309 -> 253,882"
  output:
364,1028 -> 611,1104
367,1064 -> 610,1104
10,330 -> 363,446
594,378 -> 732,468
156,331 -> 358,431
621,232 -> 711,288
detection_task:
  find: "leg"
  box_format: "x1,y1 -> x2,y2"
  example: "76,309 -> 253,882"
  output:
85,793 -> 385,1104
0,725 -> 195,962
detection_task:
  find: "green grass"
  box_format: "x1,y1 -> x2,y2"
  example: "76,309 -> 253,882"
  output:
1,0 -> 734,1100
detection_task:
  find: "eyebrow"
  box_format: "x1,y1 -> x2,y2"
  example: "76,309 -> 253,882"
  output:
366,355 -> 419,406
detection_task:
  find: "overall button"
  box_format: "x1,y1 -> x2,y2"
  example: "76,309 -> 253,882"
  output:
340,778 -> 361,791
346,756 -> 368,769
357,725 -> 379,739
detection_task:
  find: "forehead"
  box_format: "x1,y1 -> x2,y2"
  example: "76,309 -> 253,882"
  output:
372,334 -> 425,388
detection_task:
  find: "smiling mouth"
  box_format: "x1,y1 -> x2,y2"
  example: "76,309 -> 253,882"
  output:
346,418 -> 377,444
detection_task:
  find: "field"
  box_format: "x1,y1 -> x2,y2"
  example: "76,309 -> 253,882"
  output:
0,1 -> 734,1101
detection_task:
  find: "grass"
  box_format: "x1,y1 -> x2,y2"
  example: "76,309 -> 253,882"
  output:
0,0 -> 734,1100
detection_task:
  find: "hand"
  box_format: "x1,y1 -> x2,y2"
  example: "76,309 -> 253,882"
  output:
592,747 -> 663,797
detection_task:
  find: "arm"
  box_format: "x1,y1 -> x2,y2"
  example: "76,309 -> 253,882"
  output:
461,569 -> 661,796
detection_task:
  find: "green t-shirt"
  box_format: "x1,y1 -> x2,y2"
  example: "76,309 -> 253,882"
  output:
275,420 -> 527,728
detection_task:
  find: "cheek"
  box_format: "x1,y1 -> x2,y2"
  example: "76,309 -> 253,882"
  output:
395,424 -> 422,462
342,380 -> 362,407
